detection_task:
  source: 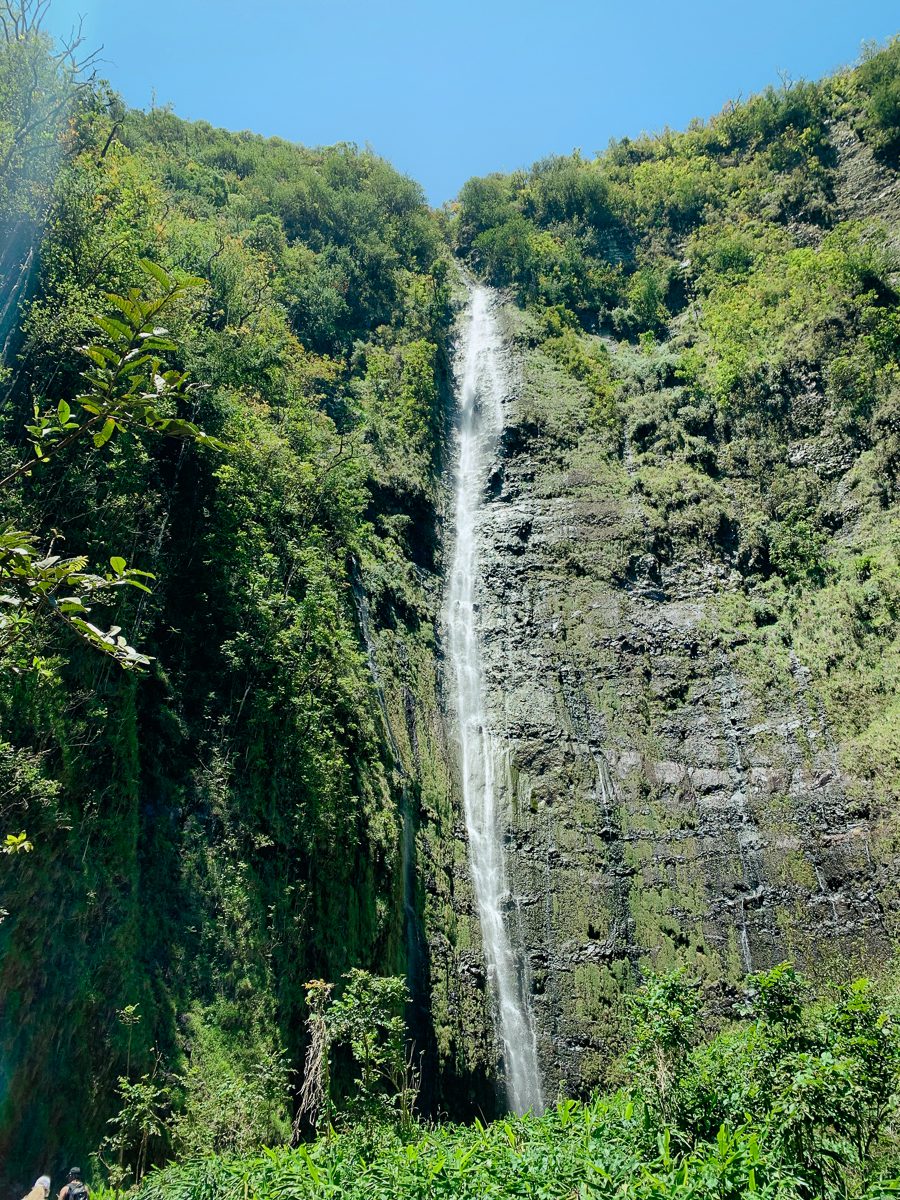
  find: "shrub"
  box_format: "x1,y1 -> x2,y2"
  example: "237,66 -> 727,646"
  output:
856,39 -> 900,163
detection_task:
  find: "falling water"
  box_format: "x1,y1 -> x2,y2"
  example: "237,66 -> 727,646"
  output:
446,284 -> 544,1115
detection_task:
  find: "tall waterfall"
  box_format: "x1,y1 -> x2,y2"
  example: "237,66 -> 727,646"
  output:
446,284 -> 544,1115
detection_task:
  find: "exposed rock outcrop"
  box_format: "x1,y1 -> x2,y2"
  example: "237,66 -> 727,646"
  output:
422,293 -> 895,1106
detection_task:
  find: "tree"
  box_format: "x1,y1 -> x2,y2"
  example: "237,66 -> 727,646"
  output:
1,259 -> 215,670
298,970 -> 418,1134
0,0 -> 100,356
99,1070 -> 170,1191
0,260 -> 216,855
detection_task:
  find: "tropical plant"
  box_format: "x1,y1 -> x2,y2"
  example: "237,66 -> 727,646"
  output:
626,969 -> 701,1122
99,1071 -> 170,1191
0,260 -> 213,668
299,970 -> 418,1133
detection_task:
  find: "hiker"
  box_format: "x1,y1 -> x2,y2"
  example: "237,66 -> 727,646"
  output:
58,1169 -> 89,1200
22,1177 -> 50,1200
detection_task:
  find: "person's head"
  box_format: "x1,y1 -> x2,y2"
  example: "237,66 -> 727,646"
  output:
67,1171 -> 82,1184
35,1178 -> 51,1195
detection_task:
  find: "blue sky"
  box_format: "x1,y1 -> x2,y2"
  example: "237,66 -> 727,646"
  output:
48,0 -> 899,205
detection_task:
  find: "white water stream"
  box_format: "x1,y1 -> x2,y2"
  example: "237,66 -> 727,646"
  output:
446,285 -> 544,1115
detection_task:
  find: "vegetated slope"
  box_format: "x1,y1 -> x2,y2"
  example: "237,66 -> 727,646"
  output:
2,13 -> 900,1190
0,31 -> 454,1180
430,39 -> 900,1099
135,963 -> 900,1200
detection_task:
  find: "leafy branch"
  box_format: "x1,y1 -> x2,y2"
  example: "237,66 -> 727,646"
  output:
0,259 -> 218,669
0,530 -> 156,667
2,830 -> 32,854
2,258 -> 215,489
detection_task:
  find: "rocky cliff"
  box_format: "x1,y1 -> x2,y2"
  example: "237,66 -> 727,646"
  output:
438,293 -> 894,1101
416,107 -> 900,1106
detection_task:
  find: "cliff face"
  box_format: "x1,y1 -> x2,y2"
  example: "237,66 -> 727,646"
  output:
420,282 -> 897,1106
421,108 -> 900,1103
479,302 -> 892,1089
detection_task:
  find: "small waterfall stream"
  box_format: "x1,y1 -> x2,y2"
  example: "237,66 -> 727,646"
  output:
446,284 -> 544,1115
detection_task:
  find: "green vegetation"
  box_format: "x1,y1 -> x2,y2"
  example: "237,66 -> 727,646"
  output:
1,263 -> 216,670
857,39 -> 900,163
2,0 -> 900,1190
0,0 -> 450,1178
134,963 -> 900,1200
297,970 -> 418,1133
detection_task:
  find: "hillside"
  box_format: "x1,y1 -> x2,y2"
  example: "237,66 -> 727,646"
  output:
1,7 -> 900,1194
0,23 -> 454,1175
434,43 -> 900,1098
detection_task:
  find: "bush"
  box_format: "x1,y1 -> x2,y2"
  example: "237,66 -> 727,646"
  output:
136,965 -> 900,1200
856,39 -> 900,163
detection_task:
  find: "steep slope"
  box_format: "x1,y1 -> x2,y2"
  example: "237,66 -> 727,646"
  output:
0,43 -> 453,1179
436,41 -> 900,1101
432,288 -> 894,1099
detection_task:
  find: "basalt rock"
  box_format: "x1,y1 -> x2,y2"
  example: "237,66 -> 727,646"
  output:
418,291 -> 896,1107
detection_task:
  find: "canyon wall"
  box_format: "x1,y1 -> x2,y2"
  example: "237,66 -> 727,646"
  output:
412,265 -> 898,1108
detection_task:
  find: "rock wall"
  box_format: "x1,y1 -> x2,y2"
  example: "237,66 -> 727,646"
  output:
416,294 -> 896,1108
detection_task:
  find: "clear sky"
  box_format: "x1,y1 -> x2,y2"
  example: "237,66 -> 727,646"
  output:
47,0 -> 899,206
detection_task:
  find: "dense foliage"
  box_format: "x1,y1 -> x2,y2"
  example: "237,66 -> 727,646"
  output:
135,964 -> 900,1200
0,2 -> 451,1180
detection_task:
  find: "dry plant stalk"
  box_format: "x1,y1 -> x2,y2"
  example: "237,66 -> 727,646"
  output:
293,979 -> 333,1141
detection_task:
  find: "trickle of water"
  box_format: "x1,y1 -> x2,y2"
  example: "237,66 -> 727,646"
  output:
446,284 -> 544,1115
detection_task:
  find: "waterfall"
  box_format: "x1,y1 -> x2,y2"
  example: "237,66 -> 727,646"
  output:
446,284 -> 544,1115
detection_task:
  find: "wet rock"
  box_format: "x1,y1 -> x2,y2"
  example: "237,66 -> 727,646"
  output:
425,290 -> 896,1106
